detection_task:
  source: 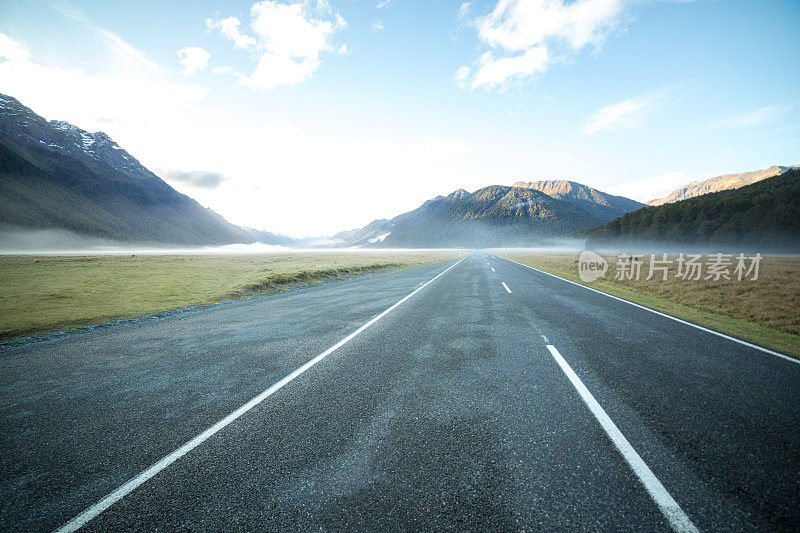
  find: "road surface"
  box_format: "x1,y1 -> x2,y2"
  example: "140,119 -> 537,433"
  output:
1,253 -> 799,531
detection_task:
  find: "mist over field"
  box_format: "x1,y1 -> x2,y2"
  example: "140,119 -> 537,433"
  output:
0,230 -> 459,255
0,227 -> 130,254
4,227 -> 798,257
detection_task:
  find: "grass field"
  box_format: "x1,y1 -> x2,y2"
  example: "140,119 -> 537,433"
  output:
506,251 -> 800,359
0,251 -> 457,339
5,250 -> 798,357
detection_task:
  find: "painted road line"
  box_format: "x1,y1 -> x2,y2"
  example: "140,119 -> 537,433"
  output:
546,344 -> 698,533
491,267 -> 495,272
501,282 -> 512,293
54,256 -> 468,533
500,256 -> 796,364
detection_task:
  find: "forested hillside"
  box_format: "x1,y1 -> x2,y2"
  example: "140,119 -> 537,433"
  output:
585,170 -> 800,250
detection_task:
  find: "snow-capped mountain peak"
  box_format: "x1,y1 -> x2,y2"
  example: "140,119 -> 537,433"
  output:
0,93 -> 143,175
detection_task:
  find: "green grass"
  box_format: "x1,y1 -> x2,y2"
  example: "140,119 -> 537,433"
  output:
0,251 -> 457,338
506,252 -> 800,359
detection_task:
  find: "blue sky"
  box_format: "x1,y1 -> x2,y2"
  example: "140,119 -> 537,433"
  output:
0,0 -> 798,236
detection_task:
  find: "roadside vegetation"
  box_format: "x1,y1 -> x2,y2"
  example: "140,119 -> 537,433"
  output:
0,252 -> 457,339
507,252 -> 800,358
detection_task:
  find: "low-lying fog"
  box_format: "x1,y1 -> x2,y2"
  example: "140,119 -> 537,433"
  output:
0,228 -> 587,255
1,228 -> 793,256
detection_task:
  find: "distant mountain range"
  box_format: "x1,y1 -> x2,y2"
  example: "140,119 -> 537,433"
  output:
3,92 -> 796,251
0,93 -> 289,247
649,165 -> 799,206
586,169 -> 800,250
335,182 -> 646,248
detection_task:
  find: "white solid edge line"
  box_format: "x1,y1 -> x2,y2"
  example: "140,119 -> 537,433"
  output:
546,344 -> 698,533
501,281 -> 512,293
54,256 -> 468,533
499,256 -> 797,364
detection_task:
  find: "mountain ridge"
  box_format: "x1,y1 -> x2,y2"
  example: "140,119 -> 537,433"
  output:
648,165 -> 799,206
335,181 -> 644,248
0,93 -> 281,247
512,179 -> 645,220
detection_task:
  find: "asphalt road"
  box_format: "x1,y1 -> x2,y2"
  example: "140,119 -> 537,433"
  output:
1,253 -> 799,531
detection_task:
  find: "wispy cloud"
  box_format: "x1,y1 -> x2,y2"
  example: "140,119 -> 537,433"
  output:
579,90 -> 672,135
208,0 -> 347,91
712,105 -> 791,129
162,169 -> 227,189
94,28 -> 160,70
457,2 -> 472,20
371,19 -> 384,31
50,1 -> 160,71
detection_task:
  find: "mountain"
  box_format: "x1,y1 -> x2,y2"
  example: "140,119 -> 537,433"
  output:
648,165 -> 799,206
513,180 -> 645,220
0,93 -> 254,246
585,170 -> 800,250
240,227 -> 297,246
336,183 -> 643,248
333,218 -> 393,246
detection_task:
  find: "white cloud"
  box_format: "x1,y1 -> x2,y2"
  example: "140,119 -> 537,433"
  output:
454,66 -> 471,89
337,44 -> 349,55
0,33 -> 31,61
468,46 -> 547,90
713,105 -> 790,129
579,90 -> 670,135
208,1 -> 346,91
376,0 -> 393,8
177,47 -> 210,76
211,65 -> 236,75
250,1 -> 332,58
206,17 -> 257,50
243,53 -> 320,90
462,0 -> 629,90
371,20 -> 384,31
